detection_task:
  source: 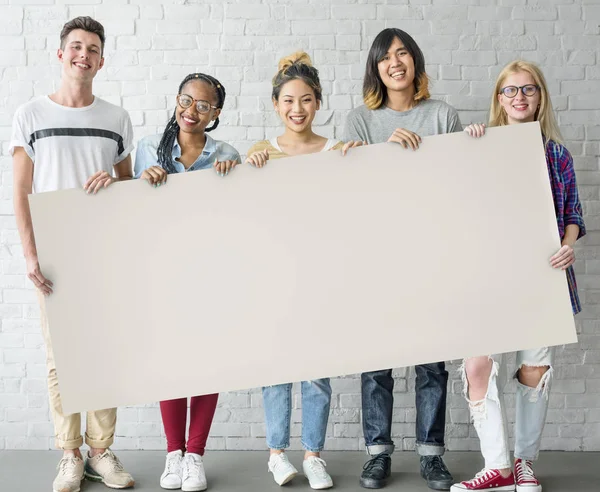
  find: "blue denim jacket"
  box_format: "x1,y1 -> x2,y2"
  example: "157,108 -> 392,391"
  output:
134,132 -> 241,177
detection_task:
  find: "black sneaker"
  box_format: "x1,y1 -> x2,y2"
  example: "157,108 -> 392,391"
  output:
420,455 -> 453,490
360,453 -> 391,489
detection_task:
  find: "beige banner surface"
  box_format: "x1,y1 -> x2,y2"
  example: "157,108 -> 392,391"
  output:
29,121 -> 576,414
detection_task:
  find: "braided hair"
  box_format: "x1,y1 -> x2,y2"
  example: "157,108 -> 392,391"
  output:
156,73 -> 226,174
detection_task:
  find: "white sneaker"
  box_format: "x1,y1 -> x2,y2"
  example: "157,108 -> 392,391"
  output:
84,449 -> 135,489
303,456 -> 333,490
53,455 -> 84,492
182,453 -> 207,492
160,450 -> 184,490
268,452 -> 298,486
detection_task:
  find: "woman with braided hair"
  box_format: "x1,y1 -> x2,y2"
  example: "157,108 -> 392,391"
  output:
135,72 -> 240,188
134,72 -> 239,492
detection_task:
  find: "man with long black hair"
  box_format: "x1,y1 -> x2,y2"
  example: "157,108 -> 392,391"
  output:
344,28 -> 462,491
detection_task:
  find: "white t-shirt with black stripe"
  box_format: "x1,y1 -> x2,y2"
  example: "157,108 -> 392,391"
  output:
10,96 -> 134,193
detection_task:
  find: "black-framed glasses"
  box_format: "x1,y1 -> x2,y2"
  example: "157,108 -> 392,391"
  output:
499,85 -> 539,98
177,94 -> 218,114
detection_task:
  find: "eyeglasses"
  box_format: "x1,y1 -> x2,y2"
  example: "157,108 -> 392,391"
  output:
177,94 -> 218,114
499,85 -> 539,98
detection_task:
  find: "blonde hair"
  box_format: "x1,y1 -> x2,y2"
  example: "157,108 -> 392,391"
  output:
277,51 -> 313,73
272,51 -> 322,102
489,60 -> 563,144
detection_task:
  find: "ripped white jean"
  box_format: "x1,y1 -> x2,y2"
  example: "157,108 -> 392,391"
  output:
460,347 -> 554,469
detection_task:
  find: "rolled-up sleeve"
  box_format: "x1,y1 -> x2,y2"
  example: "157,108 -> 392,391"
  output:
134,136 -> 158,178
217,142 -> 241,164
561,148 -> 586,239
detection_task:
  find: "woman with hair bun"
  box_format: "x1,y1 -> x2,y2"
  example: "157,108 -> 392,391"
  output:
247,51 -> 363,490
246,51 -> 362,168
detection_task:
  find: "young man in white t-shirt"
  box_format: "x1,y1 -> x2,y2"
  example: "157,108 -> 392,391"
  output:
10,17 -> 135,492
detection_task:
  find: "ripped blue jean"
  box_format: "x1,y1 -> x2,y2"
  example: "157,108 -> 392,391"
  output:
461,347 -> 554,469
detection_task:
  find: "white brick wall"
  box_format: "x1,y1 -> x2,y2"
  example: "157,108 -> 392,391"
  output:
0,0 -> 599,452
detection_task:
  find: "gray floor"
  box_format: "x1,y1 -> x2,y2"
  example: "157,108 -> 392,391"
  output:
0,451 -> 597,491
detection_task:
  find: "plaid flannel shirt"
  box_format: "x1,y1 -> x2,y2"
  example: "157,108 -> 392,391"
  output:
545,138 -> 586,314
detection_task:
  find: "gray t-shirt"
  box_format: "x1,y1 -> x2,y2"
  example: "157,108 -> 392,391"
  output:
344,98 -> 463,144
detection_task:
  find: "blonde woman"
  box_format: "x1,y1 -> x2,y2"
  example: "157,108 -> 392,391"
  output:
246,51 -> 362,490
452,61 -> 585,492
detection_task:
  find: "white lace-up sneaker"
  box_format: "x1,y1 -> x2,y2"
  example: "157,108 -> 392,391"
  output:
160,450 -> 184,490
181,453 -> 207,492
53,455 -> 85,492
303,456 -> 333,490
84,449 -> 135,489
268,452 -> 298,486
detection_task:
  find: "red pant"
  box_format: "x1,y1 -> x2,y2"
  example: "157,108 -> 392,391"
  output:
160,394 -> 219,456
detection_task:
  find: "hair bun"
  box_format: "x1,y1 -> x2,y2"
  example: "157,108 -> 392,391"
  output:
277,51 -> 312,72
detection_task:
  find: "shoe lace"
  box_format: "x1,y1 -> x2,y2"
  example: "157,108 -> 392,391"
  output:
516,460 -> 536,482
306,457 -> 329,480
166,453 -> 181,474
184,455 -> 202,479
423,456 -> 449,475
271,453 -> 292,472
363,453 -> 390,474
466,469 -> 497,486
57,456 -> 80,477
99,450 -> 125,473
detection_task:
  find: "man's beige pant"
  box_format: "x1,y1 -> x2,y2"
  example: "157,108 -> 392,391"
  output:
39,293 -> 116,450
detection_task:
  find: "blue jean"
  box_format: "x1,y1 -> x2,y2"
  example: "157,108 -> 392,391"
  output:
262,379 -> 332,452
361,363 -> 448,456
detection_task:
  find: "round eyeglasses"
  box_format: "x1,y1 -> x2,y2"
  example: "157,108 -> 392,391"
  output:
177,94 -> 218,114
499,85 -> 539,98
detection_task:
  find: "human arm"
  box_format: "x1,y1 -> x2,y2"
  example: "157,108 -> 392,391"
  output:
83,154 -> 134,194
464,123 -> 486,138
246,148 -> 269,168
214,146 -> 242,176
245,142 -> 271,169
550,145 -> 585,270
340,140 -> 368,156
13,148 -> 53,295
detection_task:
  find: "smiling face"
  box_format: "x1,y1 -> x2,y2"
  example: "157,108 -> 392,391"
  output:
497,71 -> 541,125
175,79 -> 221,135
58,29 -> 104,82
377,36 -> 416,96
273,78 -> 320,134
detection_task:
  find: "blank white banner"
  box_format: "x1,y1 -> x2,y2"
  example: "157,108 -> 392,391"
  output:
30,121 -> 576,414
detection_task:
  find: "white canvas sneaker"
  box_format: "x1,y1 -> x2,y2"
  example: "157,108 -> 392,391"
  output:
268,452 -> 298,486
303,456 -> 333,490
